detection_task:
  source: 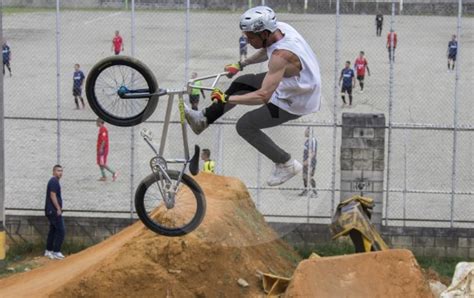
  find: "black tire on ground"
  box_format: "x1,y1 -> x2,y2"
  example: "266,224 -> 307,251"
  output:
135,170 -> 206,237
85,55 -> 159,127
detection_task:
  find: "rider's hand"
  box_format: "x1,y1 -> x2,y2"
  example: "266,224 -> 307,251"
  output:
224,62 -> 243,78
211,88 -> 227,104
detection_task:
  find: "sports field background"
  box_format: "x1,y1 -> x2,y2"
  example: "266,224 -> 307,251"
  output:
2,7 -> 473,227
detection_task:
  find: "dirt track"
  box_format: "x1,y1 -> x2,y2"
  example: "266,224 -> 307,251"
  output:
0,173 -> 300,297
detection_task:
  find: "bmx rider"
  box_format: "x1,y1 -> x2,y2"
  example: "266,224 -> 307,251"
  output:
184,6 -> 322,186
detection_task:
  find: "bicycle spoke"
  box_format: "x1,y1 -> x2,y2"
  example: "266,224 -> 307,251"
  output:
94,63 -> 151,119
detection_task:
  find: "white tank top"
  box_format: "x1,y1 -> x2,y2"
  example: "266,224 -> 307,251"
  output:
266,22 -> 321,115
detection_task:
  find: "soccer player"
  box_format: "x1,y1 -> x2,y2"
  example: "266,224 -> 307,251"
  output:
184,6 -> 321,186
239,32 -> 248,61
447,34 -> 458,72
2,40 -> 12,77
387,29 -> 398,62
111,30 -> 124,55
189,72 -> 206,111
339,61 -> 355,107
354,51 -> 370,93
96,119 -> 118,182
299,127 -> 318,197
375,13 -> 383,37
73,64 -> 86,109
201,149 -> 216,173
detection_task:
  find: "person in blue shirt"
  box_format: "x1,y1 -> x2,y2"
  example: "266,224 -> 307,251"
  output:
239,33 -> 248,61
447,34 -> 458,72
338,61 -> 355,107
44,165 -> 66,260
73,63 -> 86,109
2,40 -> 12,77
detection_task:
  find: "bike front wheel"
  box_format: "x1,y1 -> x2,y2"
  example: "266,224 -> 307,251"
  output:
85,56 -> 159,127
135,170 -> 206,237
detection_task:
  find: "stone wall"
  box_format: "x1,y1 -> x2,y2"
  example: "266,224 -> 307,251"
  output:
340,113 -> 385,227
5,215 -> 474,258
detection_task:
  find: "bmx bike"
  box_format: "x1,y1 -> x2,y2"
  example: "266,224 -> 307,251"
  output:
85,55 -> 229,236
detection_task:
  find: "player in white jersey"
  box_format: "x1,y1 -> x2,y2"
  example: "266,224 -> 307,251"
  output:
184,6 -> 322,186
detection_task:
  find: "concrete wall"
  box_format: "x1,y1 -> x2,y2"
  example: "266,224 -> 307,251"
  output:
5,215 -> 474,258
2,0 -> 473,16
340,113 -> 385,227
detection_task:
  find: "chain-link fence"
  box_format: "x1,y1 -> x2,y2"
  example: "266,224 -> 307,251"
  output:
2,0 -> 473,228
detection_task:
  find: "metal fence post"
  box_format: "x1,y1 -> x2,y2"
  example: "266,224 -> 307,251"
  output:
450,0 -> 463,228
330,0 -> 341,216
55,0 -> 61,164
0,3 -> 6,269
185,0 -> 190,83
384,0 -> 396,226
129,0 -> 137,220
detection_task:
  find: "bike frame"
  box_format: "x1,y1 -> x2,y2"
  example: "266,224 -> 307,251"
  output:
137,72 -> 229,208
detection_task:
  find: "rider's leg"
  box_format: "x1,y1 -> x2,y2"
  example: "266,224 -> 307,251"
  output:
235,103 -> 302,186
205,72 -> 266,124
185,72 -> 266,134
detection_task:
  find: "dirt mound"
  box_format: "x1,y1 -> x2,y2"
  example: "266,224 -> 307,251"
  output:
0,173 -> 300,297
285,249 -> 434,298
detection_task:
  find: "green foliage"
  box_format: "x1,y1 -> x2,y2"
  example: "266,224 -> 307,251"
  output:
295,240 -> 355,259
417,256 -> 473,280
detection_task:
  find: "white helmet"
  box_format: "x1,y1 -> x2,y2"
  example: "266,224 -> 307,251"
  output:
239,6 -> 278,33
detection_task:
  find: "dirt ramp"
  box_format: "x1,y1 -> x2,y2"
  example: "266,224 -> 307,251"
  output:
285,249 -> 433,298
0,173 -> 299,297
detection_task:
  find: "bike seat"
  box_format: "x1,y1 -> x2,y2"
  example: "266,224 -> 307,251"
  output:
189,145 -> 200,176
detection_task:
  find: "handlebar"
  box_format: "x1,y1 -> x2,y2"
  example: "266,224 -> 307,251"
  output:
187,72 -> 230,93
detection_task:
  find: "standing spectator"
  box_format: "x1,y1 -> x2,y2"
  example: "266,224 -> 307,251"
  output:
299,127 -> 318,197
339,61 -> 355,107
189,72 -> 206,111
44,165 -> 66,260
375,13 -> 383,37
73,64 -> 86,109
2,40 -> 12,77
354,51 -> 370,93
387,29 -> 398,62
239,32 -> 248,61
447,34 -> 458,72
97,118 -> 118,182
111,30 -> 124,55
201,149 -> 215,173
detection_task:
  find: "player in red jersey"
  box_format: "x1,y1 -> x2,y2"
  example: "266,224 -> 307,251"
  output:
111,30 -> 124,55
387,29 -> 397,62
96,119 -> 118,182
354,51 -> 370,93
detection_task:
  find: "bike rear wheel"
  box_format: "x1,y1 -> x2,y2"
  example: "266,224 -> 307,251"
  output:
135,170 -> 206,237
85,56 -> 159,127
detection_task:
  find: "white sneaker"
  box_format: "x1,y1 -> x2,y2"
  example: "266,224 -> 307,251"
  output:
44,250 -> 53,258
52,252 -> 65,260
267,159 -> 303,186
184,104 -> 208,135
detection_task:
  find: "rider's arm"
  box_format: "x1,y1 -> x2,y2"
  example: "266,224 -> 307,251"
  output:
240,49 -> 268,68
227,50 -> 288,106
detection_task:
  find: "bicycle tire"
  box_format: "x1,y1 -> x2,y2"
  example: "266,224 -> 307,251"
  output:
135,170 -> 206,237
85,55 -> 159,127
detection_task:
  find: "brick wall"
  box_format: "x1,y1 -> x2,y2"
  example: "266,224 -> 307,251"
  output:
5,215 -> 473,258
270,222 -> 474,258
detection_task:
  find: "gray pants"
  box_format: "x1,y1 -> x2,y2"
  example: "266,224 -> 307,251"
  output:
236,103 -> 300,164
204,72 -> 301,164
